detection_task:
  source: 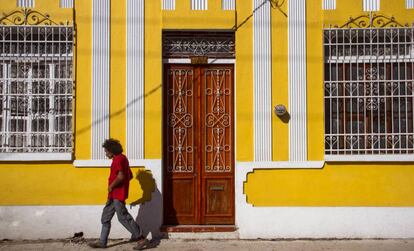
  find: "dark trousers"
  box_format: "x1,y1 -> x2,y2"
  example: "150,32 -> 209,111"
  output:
99,199 -> 141,246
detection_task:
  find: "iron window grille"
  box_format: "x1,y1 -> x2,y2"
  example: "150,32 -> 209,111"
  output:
0,25 -> 73,154
324,26 -> 414,156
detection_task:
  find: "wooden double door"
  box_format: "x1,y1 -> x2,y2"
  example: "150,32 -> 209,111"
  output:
163,64 -> 234,225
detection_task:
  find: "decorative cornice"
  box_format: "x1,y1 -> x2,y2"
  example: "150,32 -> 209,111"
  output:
337,14 -> 408,28
0,9 -> 65,25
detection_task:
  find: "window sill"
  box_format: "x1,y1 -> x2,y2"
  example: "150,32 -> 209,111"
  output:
73,159 -> 111,167
325,154 -> 414,162
0,153 -> 73,161
73,159 -> 161,167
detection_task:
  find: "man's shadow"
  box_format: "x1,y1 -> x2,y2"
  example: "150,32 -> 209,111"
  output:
130,169 -> 163,246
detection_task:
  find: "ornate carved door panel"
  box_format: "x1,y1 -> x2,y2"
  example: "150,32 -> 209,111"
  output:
163,64 -> 234,225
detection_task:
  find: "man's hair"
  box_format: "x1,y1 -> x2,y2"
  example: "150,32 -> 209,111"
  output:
102,138 -> 123,155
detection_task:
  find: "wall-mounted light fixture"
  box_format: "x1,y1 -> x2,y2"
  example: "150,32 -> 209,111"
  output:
274,104 -> 287,116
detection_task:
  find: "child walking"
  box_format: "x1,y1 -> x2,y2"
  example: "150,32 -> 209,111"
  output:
88,138 -> 148,249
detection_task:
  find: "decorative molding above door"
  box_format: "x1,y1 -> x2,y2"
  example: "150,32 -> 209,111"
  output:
162,31 -> 235,59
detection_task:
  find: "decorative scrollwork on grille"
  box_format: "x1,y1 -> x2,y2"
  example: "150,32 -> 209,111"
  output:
205,69 -> 232,173
167,68 -> 195,173
0,9 -> 64,25
163,31 -> 235,58
168,113 -> 193,128
337,14 -> 408,28
205,128 -> 231,172
168,128 -> 194,172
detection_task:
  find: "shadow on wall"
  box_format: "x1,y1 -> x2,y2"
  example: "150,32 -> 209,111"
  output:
130,169 -> 163,240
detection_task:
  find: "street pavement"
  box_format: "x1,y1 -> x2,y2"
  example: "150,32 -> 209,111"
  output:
1,239 -> 414,251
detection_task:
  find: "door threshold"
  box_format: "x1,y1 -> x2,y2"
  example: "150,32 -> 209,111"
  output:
161,225 -> 237,233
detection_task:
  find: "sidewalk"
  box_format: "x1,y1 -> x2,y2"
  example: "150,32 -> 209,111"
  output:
1,239 -> 414,251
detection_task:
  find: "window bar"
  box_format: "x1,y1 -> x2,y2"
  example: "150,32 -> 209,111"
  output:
1,64 -> 8,150
61,27 -> 64,151
356,29 -> 361,154
1,27 -> 5,149
65,26 -> 70,151
412,25 -> 414,152
328,27 -> 333,154
384,29 -> 388,153
329,27 -> 339,153
402,34 -> 405,153
337,30 -> 347,153
6,27 -> 11,152
397,29 -> 401,154
17,27 -> 21,150
54,26 -> 58,152
389,29 -> 394,152
24,36 -> 29,151
338,28 -> 343,154
376,28 -> 380,154
49,63 -> 55,151
381,29 -> 385,153
0,28 -> 1,93
27,67 -> 32,152
58,27 -> 61,152
29,26 -> 33,151
63,27 -> 68,151
37,26 -> 42,151
62,27 -> 65,151
5,64 -> 11,152
337,29 -> 340,154
63,27 -> 67,151
363,29 -> 367,154
397,28 -> 402,154
45,27 -> 49,150
50,27 -> 54,152
404,28 -> 408,153
348,28 -> 354,153
368,29 -> 378,154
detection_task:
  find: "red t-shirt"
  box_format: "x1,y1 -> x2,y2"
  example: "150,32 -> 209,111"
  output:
107,154 -> 133,202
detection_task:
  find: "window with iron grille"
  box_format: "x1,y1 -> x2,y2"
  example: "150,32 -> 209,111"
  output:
324,26 -> 414,159
0,25 -> 73,158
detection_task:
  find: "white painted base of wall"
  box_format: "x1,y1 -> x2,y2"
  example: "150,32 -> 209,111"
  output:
1,205 -> 414,239
237,206 -> 414,239
2,160 -> 414,239
0,205 -> 136,239
235,162 -> 414,239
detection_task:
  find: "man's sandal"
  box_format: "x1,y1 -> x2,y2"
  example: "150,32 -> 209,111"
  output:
133,238 -> 150,250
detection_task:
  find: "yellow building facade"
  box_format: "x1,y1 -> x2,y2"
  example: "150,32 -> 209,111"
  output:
0,0 -> 414,239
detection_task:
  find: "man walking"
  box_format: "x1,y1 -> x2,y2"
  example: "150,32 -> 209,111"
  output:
88,138 -> 148,249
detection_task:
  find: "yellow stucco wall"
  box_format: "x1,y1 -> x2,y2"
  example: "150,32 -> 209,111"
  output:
144,0 -> 162,159
0,0 -> 141,205
0,0 -> 252,205
0,0 -> 413,207
234,2 -> 254,161
0,164 -> 145,205
245,163 -> 414,206
75,0 -> 92,160
245,0 -> 414,206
